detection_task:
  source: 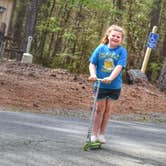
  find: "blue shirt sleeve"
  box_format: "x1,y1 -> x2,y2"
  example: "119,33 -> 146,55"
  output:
89,44 -> 102,65
117,47 -> 128,68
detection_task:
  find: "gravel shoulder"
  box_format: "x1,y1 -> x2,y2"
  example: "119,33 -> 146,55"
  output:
0,61 -> 166,123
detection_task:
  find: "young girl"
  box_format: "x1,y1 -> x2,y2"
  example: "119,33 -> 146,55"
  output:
88,25 -> 127,143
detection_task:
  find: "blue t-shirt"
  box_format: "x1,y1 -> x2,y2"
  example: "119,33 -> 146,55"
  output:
89,44 -> 127,89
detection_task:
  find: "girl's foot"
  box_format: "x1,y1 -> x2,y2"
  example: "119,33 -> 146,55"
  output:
98,135 -> 106,144
91,135 -> 98,142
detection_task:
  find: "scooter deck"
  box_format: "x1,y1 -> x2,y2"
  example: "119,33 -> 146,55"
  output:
84,141 -> 102,151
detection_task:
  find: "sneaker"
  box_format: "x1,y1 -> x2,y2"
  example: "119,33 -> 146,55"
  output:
91,135 -> 98,142
98,135 -> 106,144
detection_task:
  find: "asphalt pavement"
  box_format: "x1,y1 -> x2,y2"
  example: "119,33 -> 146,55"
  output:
0,110 -> 166,166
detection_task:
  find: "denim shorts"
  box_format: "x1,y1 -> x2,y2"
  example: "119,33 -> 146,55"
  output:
94,88 -> 121,100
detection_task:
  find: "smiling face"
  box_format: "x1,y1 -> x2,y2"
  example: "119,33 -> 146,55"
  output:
108,30 -> 123,48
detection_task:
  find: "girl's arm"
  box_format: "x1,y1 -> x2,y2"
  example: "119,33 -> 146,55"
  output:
102,65 -> 122,83
88,63 -> 97,81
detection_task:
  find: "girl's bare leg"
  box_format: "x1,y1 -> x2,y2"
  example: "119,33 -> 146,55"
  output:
92,100 -> 106,136
99,99 -> 113,135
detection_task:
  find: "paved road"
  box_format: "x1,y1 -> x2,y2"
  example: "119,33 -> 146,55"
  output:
0,111 -> 166,166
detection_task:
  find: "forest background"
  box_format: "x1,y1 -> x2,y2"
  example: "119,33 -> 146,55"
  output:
3,0 -> 166,92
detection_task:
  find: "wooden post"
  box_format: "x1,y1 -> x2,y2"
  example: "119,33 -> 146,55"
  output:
141,26 -> 158,73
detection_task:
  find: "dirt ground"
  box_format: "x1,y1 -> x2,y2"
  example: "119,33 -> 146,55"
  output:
0,61 -> 166,121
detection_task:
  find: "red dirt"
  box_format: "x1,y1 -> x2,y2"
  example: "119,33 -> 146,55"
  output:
0,61 -> 166,118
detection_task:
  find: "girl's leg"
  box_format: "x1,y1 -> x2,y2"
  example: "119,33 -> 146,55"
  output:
92,99 -> 106,136
99,99 -> 113,135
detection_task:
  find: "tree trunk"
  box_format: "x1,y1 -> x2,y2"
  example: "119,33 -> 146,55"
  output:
150,0 -> 161,29
113,0 -> 123,23
161,33 -> 166,57
158,33 -> 166,93
158,58 -> 166,93
52,0 -> 71,56
12,0 -> 27,50
22,0 -> 41,53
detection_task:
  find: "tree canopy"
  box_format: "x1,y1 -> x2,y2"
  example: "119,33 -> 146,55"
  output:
6,0 -> 166,85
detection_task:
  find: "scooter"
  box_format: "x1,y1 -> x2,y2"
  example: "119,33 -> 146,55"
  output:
84,79 -> 102,151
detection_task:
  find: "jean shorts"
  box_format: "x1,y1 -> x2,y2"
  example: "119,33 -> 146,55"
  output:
94,88 -> 121,100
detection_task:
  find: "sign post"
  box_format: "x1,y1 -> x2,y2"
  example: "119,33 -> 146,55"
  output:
126,26 -> 159,84
141,26 -> 159,73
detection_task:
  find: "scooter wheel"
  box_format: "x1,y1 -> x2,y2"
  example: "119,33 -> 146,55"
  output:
84,142 -> 89,151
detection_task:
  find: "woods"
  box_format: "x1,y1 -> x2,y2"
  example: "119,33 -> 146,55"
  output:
1,0 -> 166,91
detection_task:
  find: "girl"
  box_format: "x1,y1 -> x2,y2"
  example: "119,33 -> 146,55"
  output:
89,25 -> 127,143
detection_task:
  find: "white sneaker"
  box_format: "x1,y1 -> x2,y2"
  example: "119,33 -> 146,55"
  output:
91,135 -> 98,142
98,135 -> 106,144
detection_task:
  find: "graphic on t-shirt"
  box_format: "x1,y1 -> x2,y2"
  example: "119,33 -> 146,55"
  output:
103,58 -> 114,72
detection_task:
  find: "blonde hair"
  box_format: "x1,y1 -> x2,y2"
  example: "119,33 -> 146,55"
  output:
101,25 -> 125,44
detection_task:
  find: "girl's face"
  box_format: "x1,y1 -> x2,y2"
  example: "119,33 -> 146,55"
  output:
108,30 -> 123,48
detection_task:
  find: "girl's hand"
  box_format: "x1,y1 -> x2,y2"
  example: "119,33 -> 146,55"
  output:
88,75 -> 97,82
102,77 -> 112,84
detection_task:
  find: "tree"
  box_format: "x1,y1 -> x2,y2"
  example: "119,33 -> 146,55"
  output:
158,58 -> 166,93
156,0 -> 166,92
22,0 -> 41,53
7,0 -> 166,76
158,32 -> 166,93
12,0 -> 28,51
